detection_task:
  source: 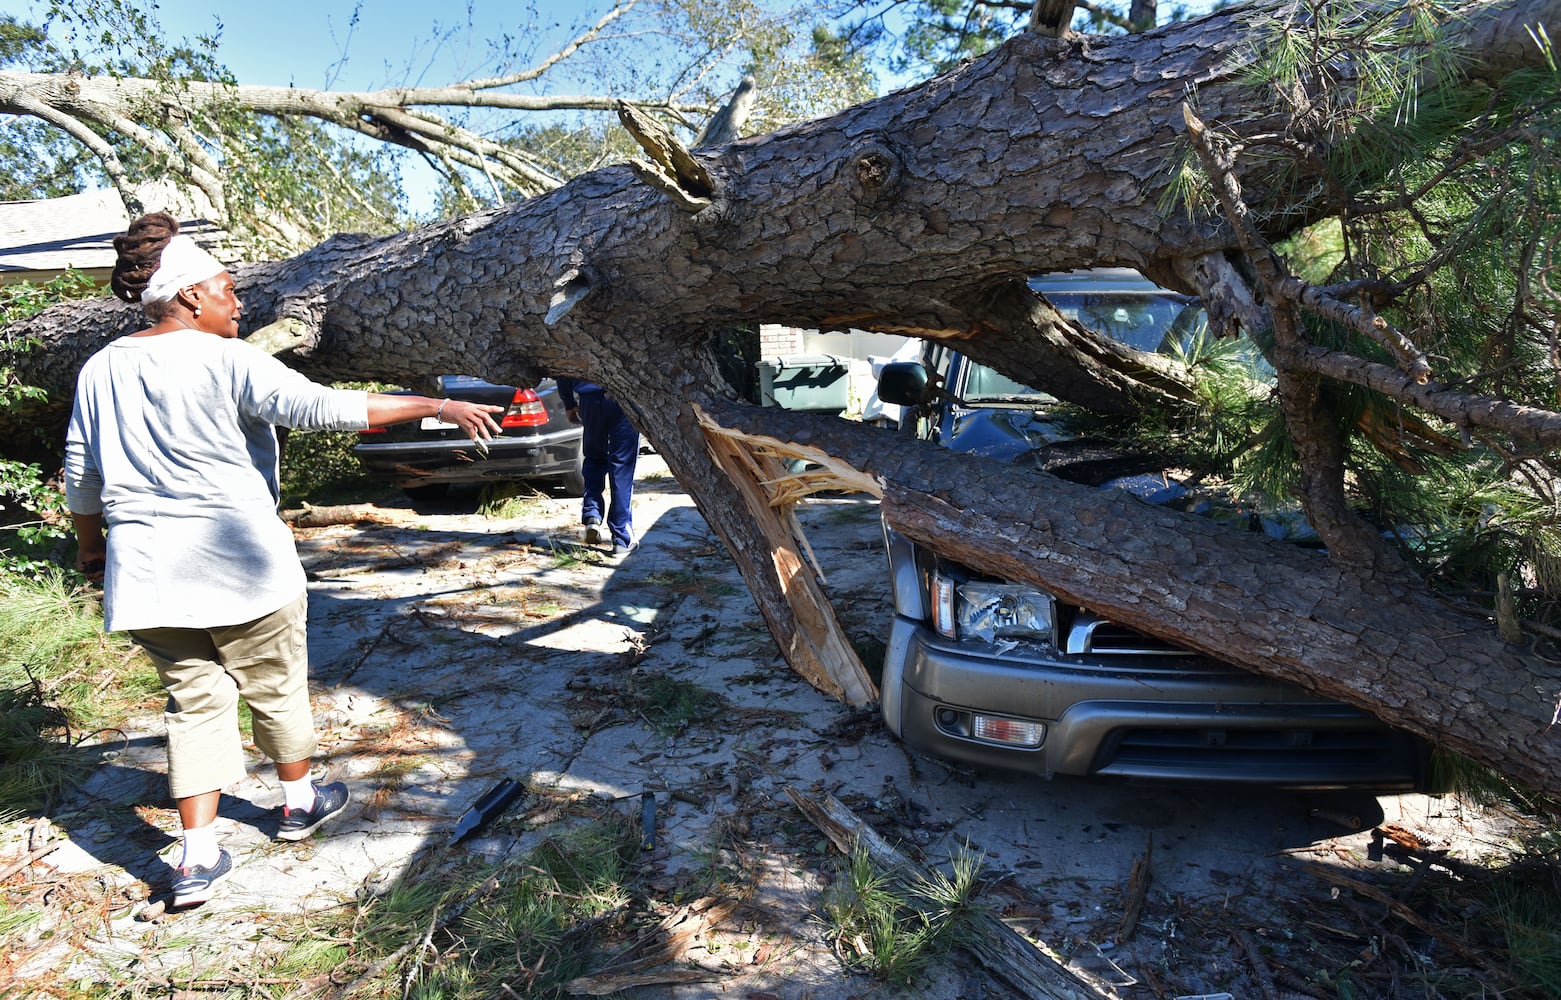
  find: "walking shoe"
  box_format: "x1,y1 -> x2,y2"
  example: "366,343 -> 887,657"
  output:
583,519 -> 603,544
610,541 -> 639,560
171,848 -> 234,908
277,781 -> 351,841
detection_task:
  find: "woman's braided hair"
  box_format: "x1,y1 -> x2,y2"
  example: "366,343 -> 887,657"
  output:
110,211 -> 179,308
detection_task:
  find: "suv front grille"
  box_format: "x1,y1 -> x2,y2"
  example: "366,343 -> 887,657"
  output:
1099,726 -> 1418,785
1065,614 -> 1198,656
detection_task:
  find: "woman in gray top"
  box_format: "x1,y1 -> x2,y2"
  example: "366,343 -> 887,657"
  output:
65,212 -> 502,907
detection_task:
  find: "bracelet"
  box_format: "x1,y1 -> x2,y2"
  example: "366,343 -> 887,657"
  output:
436,399 -> 448,422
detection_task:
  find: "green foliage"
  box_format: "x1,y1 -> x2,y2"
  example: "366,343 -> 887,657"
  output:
0,269 -> 100,328
278,382 -> 396,507
1154,1 -> 1561,624
745,21 -> 878,136
219,115 -> 409,257
0,460 -> 71,582
896,0 -> 1029,75
0,117 -> 100,202
2,4 -> 406,255
1,269 -> 102,580
278,429 -> 386,508
822,839 -> 984,983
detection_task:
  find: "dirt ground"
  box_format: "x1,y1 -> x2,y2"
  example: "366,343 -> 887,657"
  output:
2,454 -> 1539,998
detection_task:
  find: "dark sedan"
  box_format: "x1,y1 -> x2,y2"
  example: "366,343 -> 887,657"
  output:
354,375 -> 584,498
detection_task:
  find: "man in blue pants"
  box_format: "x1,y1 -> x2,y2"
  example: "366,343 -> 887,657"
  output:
556,378 -> 640,556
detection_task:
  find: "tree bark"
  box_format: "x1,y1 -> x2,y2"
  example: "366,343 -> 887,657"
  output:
9,0 -> 1561,797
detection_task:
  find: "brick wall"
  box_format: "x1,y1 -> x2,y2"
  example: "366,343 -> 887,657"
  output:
758,323 -> 805,358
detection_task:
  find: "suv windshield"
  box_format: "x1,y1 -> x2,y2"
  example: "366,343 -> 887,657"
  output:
957,290 -> 1207,403
1055,290 -> 1199,353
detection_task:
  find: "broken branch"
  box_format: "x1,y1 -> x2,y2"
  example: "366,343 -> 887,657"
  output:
1277,275 -> 1434,384
617,103 -> 714,209
546,268 -> 595,325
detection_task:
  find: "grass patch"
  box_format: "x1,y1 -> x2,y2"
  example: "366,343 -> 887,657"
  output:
0,679 -> 95,811
257,808 -> 642,999
0,570 -> 159,812
539,540 -> 590,570
0,570 -> 146,714
821,840 -> 985,984
1499,867 -> 1561,995
633,673 -> 723,738
641,569 -> 740,598
477,482 -> 548,519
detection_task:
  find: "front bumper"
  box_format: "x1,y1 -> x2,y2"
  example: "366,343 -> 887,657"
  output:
353,428 -> 579,487
881,615 -> 1430,790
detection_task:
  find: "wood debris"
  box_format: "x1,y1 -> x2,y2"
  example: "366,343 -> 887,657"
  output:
1115,833 -> 1151,944
786,786 -> 1109,1000
282,503 -> 395,528
563,896 -> 737,995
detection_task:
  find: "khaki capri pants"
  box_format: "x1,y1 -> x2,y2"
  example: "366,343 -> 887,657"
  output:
130,592 -> 317,799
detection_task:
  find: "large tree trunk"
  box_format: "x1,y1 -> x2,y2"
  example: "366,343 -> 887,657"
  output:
10,0 -> 1561,797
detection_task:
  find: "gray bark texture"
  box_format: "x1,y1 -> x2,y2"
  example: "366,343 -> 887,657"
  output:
8,0 -> 1561,797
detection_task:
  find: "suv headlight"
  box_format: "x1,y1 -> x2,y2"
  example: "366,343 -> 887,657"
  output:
932,573 -> 1054,643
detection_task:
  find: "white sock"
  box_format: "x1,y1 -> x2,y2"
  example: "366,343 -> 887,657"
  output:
280,776 -> 317,812
180,823 -> 220,870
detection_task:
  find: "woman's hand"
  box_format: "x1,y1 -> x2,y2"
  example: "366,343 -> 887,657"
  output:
437,398 -> 504,442
366,393 -> 503,443
72,512 -> 106,583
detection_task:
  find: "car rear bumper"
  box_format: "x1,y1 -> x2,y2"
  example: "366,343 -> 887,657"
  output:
353,429 -> 579,487
881,615 -> 1432,790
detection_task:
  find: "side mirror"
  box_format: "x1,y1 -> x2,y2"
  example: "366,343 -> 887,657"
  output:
876,361 -> 933,407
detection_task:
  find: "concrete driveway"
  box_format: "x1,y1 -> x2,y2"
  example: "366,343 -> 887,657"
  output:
16,455 -> 1515,998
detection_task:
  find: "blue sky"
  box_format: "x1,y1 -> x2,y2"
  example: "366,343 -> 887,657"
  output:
152,0 -> 615,92
141,0 -> 699,212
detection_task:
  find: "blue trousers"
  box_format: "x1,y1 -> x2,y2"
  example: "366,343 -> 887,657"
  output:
577,391 -> 639,547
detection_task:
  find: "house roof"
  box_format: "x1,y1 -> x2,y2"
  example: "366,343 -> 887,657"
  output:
0,184 -> 229,284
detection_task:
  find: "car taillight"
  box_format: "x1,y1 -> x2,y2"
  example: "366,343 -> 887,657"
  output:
500,388 -> 548,428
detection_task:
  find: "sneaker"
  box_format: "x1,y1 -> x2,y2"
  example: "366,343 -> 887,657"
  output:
171,848 -> 234,908
583,520 -> 603,544
277,781 -> 351,841
610,541 -> 639,560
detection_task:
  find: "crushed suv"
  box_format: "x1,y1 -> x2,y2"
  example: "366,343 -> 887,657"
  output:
874,269 -> 1439,790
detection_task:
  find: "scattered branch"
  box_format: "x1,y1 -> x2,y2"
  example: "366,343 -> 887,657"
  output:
787,786 -> 1108,1000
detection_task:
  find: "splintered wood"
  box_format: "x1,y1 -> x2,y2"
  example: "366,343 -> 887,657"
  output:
693,405 -> 878,707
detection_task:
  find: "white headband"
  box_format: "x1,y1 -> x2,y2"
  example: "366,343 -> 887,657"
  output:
141,235 -> 225,305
